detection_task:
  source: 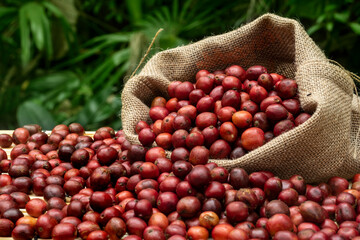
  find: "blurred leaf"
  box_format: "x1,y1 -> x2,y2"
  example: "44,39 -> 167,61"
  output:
55,41 -> 109,68
307,24 -> 322,35
105,63 -> 129,89
17,101 -> 56,129
18,2 -> 54,64
126,0 -> 142,24
25,3 -> 45,51
85,58 -> 114,86
40,8 -> 53,59
172,0 -> 179,22
0,7 -> 17,17
84,32 -> 131,46
349,22 -> 360,35
316,14 -> 326,23
27,71 -> 79,91
84,48 -> 130,89
56,33 -> 130,69
43,0 -> 77,34
43,1 -> 77,58
324,4 -> 337,12
112,48 -> 130,65
42,1 -> 64,18
334,11 -> 350,23
287,0 -> 325,19
76,87 -> 114,127
26,71 -> 81,111
19,5 -> 31,66
50,0 -> 78,25
2,0 -> 360,131
326,22 -> 334,32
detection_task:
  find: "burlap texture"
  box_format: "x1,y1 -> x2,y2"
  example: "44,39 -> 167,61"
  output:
121,13 -> 360,183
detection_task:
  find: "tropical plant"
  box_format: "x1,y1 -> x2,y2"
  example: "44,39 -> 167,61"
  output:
0,0 -> 359,130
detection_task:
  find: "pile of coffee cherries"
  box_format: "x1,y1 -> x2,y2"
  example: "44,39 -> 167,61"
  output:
0,66 -> 357,240
0,123 -> 360,240
139,65 -> 311,161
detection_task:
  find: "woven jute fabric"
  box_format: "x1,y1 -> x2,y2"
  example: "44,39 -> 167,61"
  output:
121,13 -> 360,183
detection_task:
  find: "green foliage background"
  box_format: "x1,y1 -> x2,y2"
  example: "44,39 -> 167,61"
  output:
1,0 -> 359,130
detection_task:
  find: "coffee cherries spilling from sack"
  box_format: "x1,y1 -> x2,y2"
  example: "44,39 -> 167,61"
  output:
138,65 -> 312,159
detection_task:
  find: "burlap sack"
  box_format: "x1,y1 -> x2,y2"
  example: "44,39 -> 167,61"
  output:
121,13 -> 360,183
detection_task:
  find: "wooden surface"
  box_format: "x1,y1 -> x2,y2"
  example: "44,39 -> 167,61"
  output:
0,130 -> 95,240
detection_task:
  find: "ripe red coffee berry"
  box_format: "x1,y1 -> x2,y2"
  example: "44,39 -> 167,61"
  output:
171,130 -> 188,148
270,73 -> 285,85
173,115 -> 191,131
265,200 -> 290,217
260,96 -> 282,112
186,132 -> 204,149
273,120 -> 295,136
214,74 -> 226,86
240,100 -> 259,116
196,70 -> 210,80
196,96 -> 215,113
97,147 -> 117,166
176,196 -> 201,218
202,126 -> 219,148
151,96 -> 167,108
226,201 -> 249,223
139,162 -> 159,179
276,79 -> 298,99
70,148 -> 90,168
174,81 -> 195,100
225,65 -> 246,81
266,214 -> 293,236
138,128 -> 156,147
246,65 -> 267,80
266,104 -> 289,122
196,76 -> 214,94
149,107 -> 169,122
257,73 -> 273,91
243,80 -> 258,93
253,112 -> 270,131
221,90 -> 241,109
188,165 -> 211,189
189,89 -> 206,105
0,134 -> 12,148
51,223 -> 77,240
232,111 -> 253,129
168,81 -> 182,98
295,113 -> 312,126
178,105 -> 197,121
13,127 -> 30,144
156,133 -> 172,150
222,76 -> 241,91
134,199 -> 153,219
328,176 -> 349,196
90,192 -> 113,213
219,122 -> 238,143
209,86 -> 225,101
282,99 -> 301,115
157,192 -> 178,215
217,106 -> 236,123
249,85 -> 268,104
209,139 -> 231,159
176,100 -> 190,111
241,127 -> 265,151
195,112 -> 217,129
299,201 -> 326,224
189,146 -> 209,165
